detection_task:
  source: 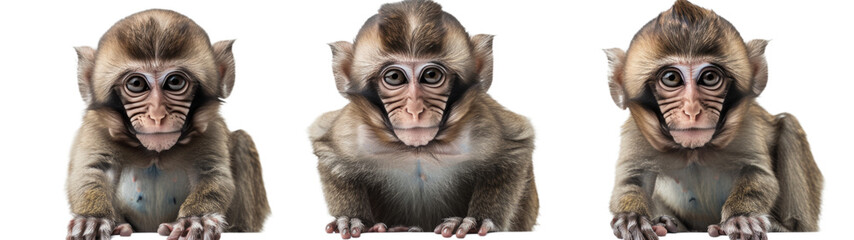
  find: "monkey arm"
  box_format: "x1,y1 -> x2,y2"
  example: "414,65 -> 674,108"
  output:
720,165 -> 778,221
707,164 -> 779,238
610,161 -> 656,216
177,156 -> 235,218
67,126 -> 121,220
67,148 -> 119,219
465,148 -> 532,231
318,162 -> 373,222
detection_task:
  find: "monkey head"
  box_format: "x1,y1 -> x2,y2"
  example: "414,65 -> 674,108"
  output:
75,9 -> 236,152
605,0 -> 769,151
329,0 -> 493,147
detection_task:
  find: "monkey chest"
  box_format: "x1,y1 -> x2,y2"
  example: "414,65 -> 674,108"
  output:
654,164 -> 735,228
116,165 -> 190,231
370,158 -> 471,227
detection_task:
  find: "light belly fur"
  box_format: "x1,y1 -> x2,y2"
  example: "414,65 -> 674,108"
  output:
115,165 -> 190,231
654,163 -> 735,228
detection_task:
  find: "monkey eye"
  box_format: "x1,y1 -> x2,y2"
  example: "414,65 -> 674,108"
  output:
163,74 -> 187,91
699,69 -> 722,87
420,67 -> 444,84
383,69 -> 406,86
660,70 -> 683,88
126,76 -> 149,93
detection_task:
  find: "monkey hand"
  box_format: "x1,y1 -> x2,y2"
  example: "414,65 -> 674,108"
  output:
611,212 -> 663,240
433,217 -> 496,238
67,216 -> 133,240
708,215 -> 770,240
157,213 -> 226,240
325,217 -> 423,239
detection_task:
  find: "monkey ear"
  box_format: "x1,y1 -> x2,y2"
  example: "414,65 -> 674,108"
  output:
471,34 -> 494,92
74,46 -> 96,105
329,41 -> 354,95
746,39 -> 769,96
212,40 -> 236,98
604,48 -> 628,109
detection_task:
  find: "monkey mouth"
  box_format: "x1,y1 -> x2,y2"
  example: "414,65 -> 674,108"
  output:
393,127 -> 439,147
135,130 -> 182,135
135,131 -> 182,152
669,127 -> 715,132
669,127 -> 715,149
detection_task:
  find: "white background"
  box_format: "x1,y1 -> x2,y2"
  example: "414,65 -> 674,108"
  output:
0,0 -> 850,239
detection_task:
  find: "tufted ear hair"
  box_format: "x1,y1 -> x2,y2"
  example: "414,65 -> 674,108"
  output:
213,40 -> 236,98
74,46 -> 97,105
329,41 -> 354,97
471,34 -> 494,92
604,48 -> 628,109
746,39 -> 769,96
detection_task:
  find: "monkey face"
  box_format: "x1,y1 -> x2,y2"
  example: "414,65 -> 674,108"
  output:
377,62 -> 451,147
118,70 -> 194,152
652,62 -> 728,149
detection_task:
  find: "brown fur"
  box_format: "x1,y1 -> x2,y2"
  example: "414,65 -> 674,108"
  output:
606,0 -> 822,238
312,0 -> 537,234
66,9 -> 268,237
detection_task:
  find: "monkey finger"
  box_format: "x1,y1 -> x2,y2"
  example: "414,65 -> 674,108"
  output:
335,216 -> 352,239
185,217 -> 204,240
68,217 -> 87,240
97,218 -> 114,240
652,225 -> 667,236
326,220 -> 338,233
202,216 -> 223,240
477,219 -> 496,236
408,226 -> 423,232
639,217 -> 658,240
349,218 -> 365,238
611,214 -> 626,239
113,223 -> 133,236
84,217 -> 103,240
454,217 -> 477,238
167,222 -> 186,240
158,223 -> 173,236
707,225 -> 724,237
437,217 -> 462,238
625,214 -> 640,240
368,223 -> 388,232
748,218 -> 765,240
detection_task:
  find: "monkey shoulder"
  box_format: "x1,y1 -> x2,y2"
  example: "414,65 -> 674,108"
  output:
478,96 -> 534,143
309,109 -> 344,141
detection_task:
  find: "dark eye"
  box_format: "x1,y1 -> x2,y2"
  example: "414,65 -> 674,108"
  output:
421,67 -> 444,84
126,76 -> 148,93
699,70 -> 721,87
164,74 -> 187,91
660,70 -> 683,88
383,69 -> 406,86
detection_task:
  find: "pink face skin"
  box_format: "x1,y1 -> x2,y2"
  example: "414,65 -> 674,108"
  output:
654,62 -> 728,149
119,71 -> 193,152
378,62 -> 450,147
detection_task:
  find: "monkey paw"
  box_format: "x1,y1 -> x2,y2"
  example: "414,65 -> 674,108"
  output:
652,215 -> 682,235
708,215 -> 770,240
611,212 -> 661,240
67,216 -> 132,240
326,216 -> 422,239
157,213 -> 226,240
433,217 -> 496,238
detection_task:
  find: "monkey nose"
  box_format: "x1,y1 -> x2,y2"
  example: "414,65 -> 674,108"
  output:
405,105 -> 425,121
147,106 -> 167,126
683,105 -> 702,121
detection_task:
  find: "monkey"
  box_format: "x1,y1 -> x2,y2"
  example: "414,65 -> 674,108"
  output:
604,1 -> 823,240
309,0 -> 538,238
66,9 -> 269,240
